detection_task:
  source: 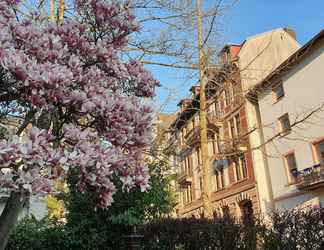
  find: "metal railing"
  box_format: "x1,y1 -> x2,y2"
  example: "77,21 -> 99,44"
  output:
295,164 -> 324,190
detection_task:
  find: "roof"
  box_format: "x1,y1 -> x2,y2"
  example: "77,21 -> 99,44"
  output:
246,29 -> 324,98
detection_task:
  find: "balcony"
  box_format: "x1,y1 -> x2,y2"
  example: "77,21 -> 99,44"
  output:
177,171 -> 193,186
218,137 -> 248,156
184,126 -> 200,147
222,95 -> 244,118
295,164 -> 324,190
207,111 -> 223,127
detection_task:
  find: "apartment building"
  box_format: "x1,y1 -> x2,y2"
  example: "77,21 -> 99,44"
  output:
246,30 -> 324,211
167,28 -> 301,219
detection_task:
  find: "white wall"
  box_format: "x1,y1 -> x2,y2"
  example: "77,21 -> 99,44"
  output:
240,28 -> 300,214
258,42 -> 324,210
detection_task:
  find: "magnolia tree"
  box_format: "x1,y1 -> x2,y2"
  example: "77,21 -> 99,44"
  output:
0,0 -> 159,248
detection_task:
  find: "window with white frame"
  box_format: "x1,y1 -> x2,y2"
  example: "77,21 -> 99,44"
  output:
234,155 -> 248,182
214,168 -> 224,191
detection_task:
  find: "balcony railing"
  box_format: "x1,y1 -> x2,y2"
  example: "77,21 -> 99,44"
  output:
177,171 -> 193,186
207,111 -> 223,127
184,126 -> 200,147
294,164 -> 324,190
218,137 -> 248,155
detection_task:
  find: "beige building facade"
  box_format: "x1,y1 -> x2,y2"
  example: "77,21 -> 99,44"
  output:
238,28 -> 301,214
166,28 -> 305,219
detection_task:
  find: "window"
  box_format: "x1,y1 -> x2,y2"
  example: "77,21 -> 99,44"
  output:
313,139 -> 324,165
284,152 -> 297,182
272,82 -> 284,102
278,113 -> 291,134
219,168 -> 224,187
235,113 -> 241,135
215,102 -> 219,116
234,155 -> 247,181
234,159 -> 242,181
185,157 -> 190,173
182,190 -> 186,205
216,133 -> 221,151
197,147 -> 202,165
229,118 -> 235,139
240,156 -> 248,179
199,177 -> 203,198
215,171 -> 220,190
183,185 -> 193,205
225,88 -> 230,106
212,134 -> 217,154
214,168 -> 224,191
187,185 -> 193,203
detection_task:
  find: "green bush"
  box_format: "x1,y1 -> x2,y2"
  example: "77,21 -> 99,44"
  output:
6,216 -> 129,250
7,209 -> 324,249
140,209 -> 324,250
140,217 -> 253,250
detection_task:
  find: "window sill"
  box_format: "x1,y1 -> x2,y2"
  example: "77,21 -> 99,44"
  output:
213,187 -> 225,193
233,177 -> 248,185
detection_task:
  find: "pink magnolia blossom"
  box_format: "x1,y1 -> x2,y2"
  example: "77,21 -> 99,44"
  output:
0,0 -> 158,208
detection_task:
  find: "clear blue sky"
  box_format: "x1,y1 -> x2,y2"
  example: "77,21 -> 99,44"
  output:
150,0 -> 324,114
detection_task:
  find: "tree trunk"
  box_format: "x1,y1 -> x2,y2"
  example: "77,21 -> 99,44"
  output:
0,192 -> 26,250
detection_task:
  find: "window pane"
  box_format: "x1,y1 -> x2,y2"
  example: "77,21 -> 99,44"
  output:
197,148 -> 201,165
215,171 -> 219,190
279,114 -> 291,133
220,168 -> 224,187
240,156 -> 247,179
230,119 -> 235,138
235,114 -> 241,135
285,153 -> 297,171
273,83 -> 284,101
235,159 -> 242,181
